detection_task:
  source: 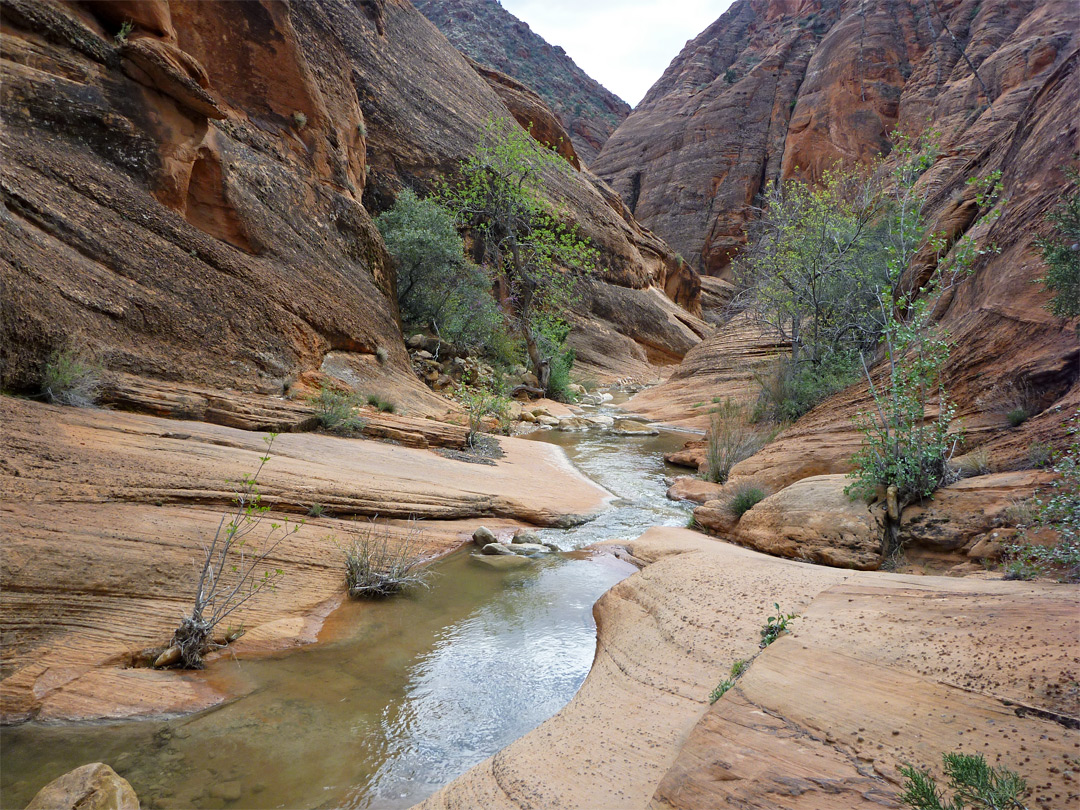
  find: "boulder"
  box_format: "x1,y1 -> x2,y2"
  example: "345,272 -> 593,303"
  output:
667,477 -> 724,505
512,530 -> 543,544
508,543 -> 552,555
25,763 -> 139,810
723,474 -> 885,570
557,417 -> 592,432
613,419 -> 659,436
481,543 -> 515,556
472,526 -> 497,547
537,416 -> 561,427
585,415 -> 614,428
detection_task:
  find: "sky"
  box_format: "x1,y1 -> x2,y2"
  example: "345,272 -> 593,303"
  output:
499,0 -> 735,107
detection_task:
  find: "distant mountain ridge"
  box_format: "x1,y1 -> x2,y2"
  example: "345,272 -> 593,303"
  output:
412,0 -> 630,165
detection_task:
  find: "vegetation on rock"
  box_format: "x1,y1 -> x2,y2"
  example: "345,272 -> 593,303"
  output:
1002,412 -> 1080,583
441,117 -> 597,400
342,521 -> 433,598
759,603 -> 798,648
725,482 -> 766,517
168,435 -> 296,668
40,347 -> 103,408
1036,169 -> 1080,319
310,387 -> 367,434
704,404 -> 762,484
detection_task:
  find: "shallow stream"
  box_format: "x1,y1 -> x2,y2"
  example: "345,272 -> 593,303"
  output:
2,405 -> 693,809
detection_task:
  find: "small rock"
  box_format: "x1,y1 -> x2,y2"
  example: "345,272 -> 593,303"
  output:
612,419 -> 659,436
512,529 -> 542,544
153,645 -> 181,669
585,415 -> 614,428
472,526 -> 496,546
481,543 -> 516,555
536,415 -> 560,427
508,543 -> 551,555
25,763 -> 139,810
567,383 -> 586,395
210,781 -> 242,802
471,553 -> 532,569
519,411 -> 537,423
557,417 -> 590,431
599,393 -> 614,403
406,334 -> 425,349
414,350 -> 434,360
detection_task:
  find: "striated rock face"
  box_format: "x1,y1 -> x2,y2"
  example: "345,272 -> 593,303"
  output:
595,0 -> 1079,280
412,0 -> 630,166
1,0 -> 701,413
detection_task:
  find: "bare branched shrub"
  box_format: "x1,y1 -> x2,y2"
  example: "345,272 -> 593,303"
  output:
343,520 -> 433,598
170,435 -> 297,668
705,410 -> 764,484
41,347 -> 102,407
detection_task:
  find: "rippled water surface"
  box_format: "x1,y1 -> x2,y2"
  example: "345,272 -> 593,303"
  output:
2,404 -> 692,809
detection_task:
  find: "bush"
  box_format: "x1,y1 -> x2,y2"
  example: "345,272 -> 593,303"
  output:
458,384 -> 510,448
726,483 -> 766,517
292,111 -> 307,129
1035,169 -> 1080,319
376,189 -> 507,355
166,435 -> 297,669
704,411 -> 763,484
950,446 -> 991,478
310,387 -> 366,434
366,394 -> 395,414
1001,412 -> 1080,582
307,503 -> 327,518
708,659 -> 751,704
1006,408 -> 1028,427
41,347 -> 102,407
760,603 -> 798,648
1028,442 -> 1053,468
899,752 -> 1027,810
343,521 -> 433,598
723,68 -> 737,83
752,354 -> 860,423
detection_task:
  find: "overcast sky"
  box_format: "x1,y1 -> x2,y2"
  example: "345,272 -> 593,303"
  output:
499,0 -> 735,107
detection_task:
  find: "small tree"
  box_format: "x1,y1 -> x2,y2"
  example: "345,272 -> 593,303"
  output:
441,117 -> 597,398
169,435 -> 297,668
1035,168 -> 1080,319
848,136 -> 1003,515
376,189 -> 505,352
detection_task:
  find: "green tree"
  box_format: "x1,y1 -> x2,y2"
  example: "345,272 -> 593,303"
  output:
441,117 -> 597,398
848,135 -> 1003,515
376,189 -> 504,352
1035,168 -> 1080,319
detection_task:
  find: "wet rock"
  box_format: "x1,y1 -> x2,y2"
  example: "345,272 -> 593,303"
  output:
512,530 -> 542,544
25,763 -> 139,810
612,419 -> 659,436
471,553 -> 531,569
508,543 -> 552,555
537,416 -> 561,427
209,781 -> 242,802
481,543 -> 515,556
557,417 -> 592,432
472,526 -> 496,546
667,477 -> 724,505
585,415 -> 614,428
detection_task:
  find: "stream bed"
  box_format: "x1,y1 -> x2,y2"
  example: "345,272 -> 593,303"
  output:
2,410 -> 693,810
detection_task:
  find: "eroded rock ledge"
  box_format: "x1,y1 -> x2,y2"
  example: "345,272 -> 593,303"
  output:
0,396 -> 611,723
418,527 -> 1079,810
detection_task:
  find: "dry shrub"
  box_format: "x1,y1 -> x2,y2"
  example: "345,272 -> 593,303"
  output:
343,520 -> 434,598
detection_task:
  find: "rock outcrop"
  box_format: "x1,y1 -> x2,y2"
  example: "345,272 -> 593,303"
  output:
420,527 -> 1080,809
412,0 -> 630,166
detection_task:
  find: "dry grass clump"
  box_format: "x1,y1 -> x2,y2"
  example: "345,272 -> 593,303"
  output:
343,520 -> 433,598
41,347 -> 102,407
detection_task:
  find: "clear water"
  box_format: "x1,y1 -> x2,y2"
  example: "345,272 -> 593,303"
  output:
1,406 -> 692,810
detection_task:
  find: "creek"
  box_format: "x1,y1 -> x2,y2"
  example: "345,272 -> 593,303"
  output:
1,404 -> 693,810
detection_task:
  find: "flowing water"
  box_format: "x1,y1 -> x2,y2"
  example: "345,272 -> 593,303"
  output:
1,405 -> 693,810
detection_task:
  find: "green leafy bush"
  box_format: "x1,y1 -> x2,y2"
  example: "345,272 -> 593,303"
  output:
41,347 -> 103,407
365,394 -> 396,414
310,387 -> 366,434
1002,412 -> 1080,582
752,354 -> 860,423
377,189 -> 507,355
899,752 -> 1027,810
727,483 -> 766,517
1035,169 -> 1080,319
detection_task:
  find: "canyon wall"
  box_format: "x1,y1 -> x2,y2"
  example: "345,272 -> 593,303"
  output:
1,0 -> 699,412
413,0 -> 630,166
